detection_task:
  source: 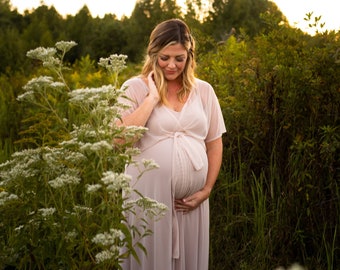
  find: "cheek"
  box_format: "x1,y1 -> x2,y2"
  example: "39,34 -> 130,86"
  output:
177,62 -> 186,70
157,59 -> 167,69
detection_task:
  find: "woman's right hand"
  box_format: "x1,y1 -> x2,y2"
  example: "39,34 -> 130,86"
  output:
147,71 -> 160,102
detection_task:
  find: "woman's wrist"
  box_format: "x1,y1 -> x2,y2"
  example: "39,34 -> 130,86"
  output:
146,93 -> 160,106
201,185 -> 212,198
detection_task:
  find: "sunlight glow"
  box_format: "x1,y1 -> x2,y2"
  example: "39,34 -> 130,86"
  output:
9,0 -> 340,33
272,0 -> 339,33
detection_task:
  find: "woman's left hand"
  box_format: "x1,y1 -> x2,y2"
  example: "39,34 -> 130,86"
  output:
174,189 -> 210,213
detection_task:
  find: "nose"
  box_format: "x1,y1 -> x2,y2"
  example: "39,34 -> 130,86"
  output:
168,59 -> 176,68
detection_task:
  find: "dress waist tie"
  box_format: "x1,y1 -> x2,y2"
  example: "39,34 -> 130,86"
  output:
171,132 -> 204,259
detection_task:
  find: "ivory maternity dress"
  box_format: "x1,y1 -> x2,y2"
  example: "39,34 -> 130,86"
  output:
120,77 -> 226,270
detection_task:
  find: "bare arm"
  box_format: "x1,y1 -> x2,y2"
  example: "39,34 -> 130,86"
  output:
174,137 -> 223,212
201,137 -> 223,196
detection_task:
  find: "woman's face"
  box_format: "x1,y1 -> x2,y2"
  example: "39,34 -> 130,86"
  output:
157,43 -> 188,81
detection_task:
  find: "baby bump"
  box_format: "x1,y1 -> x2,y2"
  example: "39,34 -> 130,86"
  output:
138,135 -> 208,199
172,146 -> 208,199
173,165 -> 207,199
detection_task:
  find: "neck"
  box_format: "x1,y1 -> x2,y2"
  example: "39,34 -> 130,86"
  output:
167,80 -> 182,93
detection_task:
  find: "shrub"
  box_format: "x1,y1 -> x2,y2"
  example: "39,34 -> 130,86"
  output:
0,41 -> 167,269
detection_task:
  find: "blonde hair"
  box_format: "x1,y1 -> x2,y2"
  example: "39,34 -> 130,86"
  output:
141,19 -> 196,105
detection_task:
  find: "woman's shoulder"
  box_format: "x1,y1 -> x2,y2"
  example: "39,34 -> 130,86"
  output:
121,76 -> 148,92
193,78 -> 215,96
122,76 -> 145,88
120,76 -> 149,101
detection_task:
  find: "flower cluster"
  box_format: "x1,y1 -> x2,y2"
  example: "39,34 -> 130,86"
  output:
101,171 -> 132,194
0,191 -> 18,206
98,54 -> 128,75
98,54 -> 128,86
92,229 -> 124,264
125,197 -> 168,220
48,170 -> 81,189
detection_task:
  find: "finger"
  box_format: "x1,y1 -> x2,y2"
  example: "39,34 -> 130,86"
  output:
147,71 -> 155,83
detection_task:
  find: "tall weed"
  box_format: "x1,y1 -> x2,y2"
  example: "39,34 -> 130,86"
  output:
0,42 -> 167,269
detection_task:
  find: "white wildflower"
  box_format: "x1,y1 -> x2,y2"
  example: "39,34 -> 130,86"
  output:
98,54 -> 128,74
142,159 -> 159,170
275,264 -> 306,270
124,125 -> 148,139
0,191 -> 18,206
73,205 -> 93,214
86,184 -> 102,193
94,250 -> 116,264
0,149 -> 42,182
55,41 -> 77,52
11,148 -> 42,158
68,85 -> 114,103
14,225 -> 24,231
59,138 -> 80,147
65,230 -> 78,242
44,148 -> 85,168
126,197 -> 168,219
288,263 -> 305,270
38,207 -> 56,217
92,229 -> 123,246
84,130 -> 98,138
80,141 -> 112,152
26,47 -> 57,61
68,125 -> 102,140
124,147 -> 141,156
101,171 -> 131,192
16,90 -> 34,102
43,57 -> 60,68
48,173 -> 81,189
109,245 -> 119,254
23,76 -> 54,92
26,46 -> 61,69
50,81 -> 65,89
64,151 -> 86,164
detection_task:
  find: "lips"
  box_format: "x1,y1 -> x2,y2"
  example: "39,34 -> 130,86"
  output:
165,70 -> 177,75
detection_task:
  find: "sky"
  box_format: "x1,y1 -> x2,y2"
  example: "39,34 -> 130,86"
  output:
9,0 -> 340,34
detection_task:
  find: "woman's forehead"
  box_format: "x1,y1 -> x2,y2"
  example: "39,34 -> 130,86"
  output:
159,43 -> 187,55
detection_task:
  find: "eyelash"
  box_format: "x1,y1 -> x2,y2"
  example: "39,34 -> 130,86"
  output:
160,57 -> 185,62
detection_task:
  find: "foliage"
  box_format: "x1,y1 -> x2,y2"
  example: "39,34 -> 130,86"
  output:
0,42 -> 167,269
198,23 -> 340,269
203,0 -> 285,40
0,71 -> 25,162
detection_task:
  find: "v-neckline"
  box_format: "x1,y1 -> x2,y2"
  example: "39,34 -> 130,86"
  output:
139,77 -> 193,113
164,88 -> 193,113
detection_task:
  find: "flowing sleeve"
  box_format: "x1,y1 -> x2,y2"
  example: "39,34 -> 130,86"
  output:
197,80 -> 226,142
118,77 -> 148,117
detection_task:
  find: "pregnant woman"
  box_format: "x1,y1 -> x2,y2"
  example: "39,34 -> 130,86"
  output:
117,19 -> 226,270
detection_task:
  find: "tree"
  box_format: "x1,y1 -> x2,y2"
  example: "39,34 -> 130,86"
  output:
64,6 -> 95,62
90,15 -> 128,61
204,0 -> 285,40
124,0 -> 183,62
22,5 -> 65,49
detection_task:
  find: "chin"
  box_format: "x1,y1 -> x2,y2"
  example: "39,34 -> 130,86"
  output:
165,73 -> 181,81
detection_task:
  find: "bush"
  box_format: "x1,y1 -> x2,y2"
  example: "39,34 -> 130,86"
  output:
0,42 -> 167,269
198,27 -> 340,269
